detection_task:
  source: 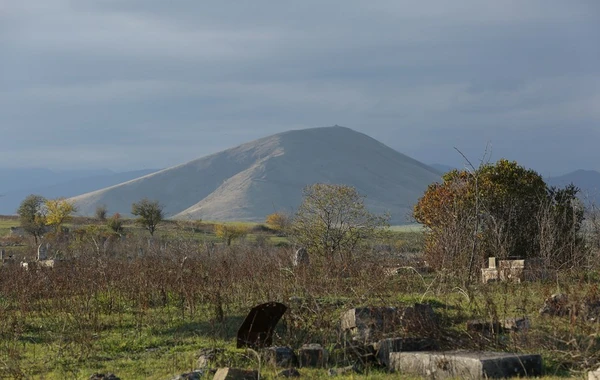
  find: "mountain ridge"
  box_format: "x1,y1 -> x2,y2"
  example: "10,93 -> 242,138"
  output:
69,126 -> 441,224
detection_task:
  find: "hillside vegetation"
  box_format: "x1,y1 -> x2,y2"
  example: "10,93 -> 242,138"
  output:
0,212 -> 599,379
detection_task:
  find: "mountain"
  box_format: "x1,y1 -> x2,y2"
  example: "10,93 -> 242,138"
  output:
69,126 -> 442,224
0,169 -> 158,215
429,164 -> 454,174
546,169 -> 600,205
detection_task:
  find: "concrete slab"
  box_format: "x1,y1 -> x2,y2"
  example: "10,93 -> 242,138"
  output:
389,350 -> 542,379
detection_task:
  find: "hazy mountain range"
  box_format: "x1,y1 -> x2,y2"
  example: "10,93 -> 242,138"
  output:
0,169 -> 158,215
2,126 -> 599,222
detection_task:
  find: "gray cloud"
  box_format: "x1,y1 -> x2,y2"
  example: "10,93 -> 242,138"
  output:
1,1 -> 599,175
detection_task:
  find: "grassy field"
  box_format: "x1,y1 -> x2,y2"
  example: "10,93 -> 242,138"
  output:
1,216 -> 599,379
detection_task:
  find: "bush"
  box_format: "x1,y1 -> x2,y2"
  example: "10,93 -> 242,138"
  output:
95,205 -> 108,221
107,213 -> 124,234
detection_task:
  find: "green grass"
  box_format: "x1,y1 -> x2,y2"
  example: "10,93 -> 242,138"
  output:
0,216 -> 18,236
389,223 -> 424,232
1,215 -> 598,379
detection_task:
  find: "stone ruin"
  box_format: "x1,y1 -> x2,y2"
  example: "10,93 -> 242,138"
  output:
20,243 -> 61,270
173,300 -> 545,379
292,247 -> 309,267
481,257 -> 546,283
539,293 -> 600,321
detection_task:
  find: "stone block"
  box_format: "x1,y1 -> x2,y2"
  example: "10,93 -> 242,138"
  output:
466,320 -> 502,336
212,368 -> 258,380
341,304 -> 437,342
328,365 -> 358,376
400,303 -> 437,335
371,337 -> 437,367
298,344 -> 328,368
340,307 -> 398,331
262,346 -> 298,368
589,367 -> 600,380
389,350 -> 542,379
171,370 -> 205,380
501,317 -> 530,332
341,307 -> 399,342
277,368 -> 300,377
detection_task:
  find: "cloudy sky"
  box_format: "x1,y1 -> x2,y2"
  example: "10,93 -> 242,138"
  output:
2,1 -> 599,176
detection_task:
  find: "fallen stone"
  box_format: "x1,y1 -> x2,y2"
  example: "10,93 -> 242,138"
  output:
89,374 -> 120,380
171,370 -> 205,380
262,346 -> 298,368
277,368 -> 300,377
197,348 -> 225,368
341,307 -> 399,342
389,351 -> 542,379
371,337 -> 437,367
466,320 -> 502,336
589,366 -> 600,380
298,344 -> 328,368
400,303 -> 437,335
501,317 -> 530,332
212,368 -> 258,380
341,304 -> 438,342
327,365 -> 357,376
539,293 -> 570,316
237,302 -> 287,349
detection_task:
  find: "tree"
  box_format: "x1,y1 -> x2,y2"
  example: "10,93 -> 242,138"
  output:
414,159 -> 583,277
265,212 -> 291,233
290,184 -> 390,261
17,194 -> 47,244
214,224 -> 249,246
537,184 -> 585,268
45,198 -> 77,233
131,198 -> 164,236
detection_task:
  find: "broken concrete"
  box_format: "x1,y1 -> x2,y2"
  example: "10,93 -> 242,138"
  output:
389,351 -> 542,379
298,344 -> 328,368
212,368 -> 258,380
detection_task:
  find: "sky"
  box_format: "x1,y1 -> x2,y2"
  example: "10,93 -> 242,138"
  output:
1,1 -> 599,176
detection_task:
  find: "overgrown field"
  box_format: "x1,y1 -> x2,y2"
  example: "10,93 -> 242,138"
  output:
0,218 -> 598,379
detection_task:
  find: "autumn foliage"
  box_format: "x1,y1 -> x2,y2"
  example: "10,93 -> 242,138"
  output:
45,198 -> 77,233
214,224 -> 249,246
414,159 -> 583,279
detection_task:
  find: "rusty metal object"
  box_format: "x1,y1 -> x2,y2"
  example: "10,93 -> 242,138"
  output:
237,302 -> 287,349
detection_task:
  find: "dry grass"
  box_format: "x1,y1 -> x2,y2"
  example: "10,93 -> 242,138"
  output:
0,218 -> 599,379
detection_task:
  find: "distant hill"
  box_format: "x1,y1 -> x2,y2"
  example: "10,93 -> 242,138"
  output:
429,164 -> 454,174
0,169 -> 158,215
70,126 -> 442,224
546,169 -> 600,205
